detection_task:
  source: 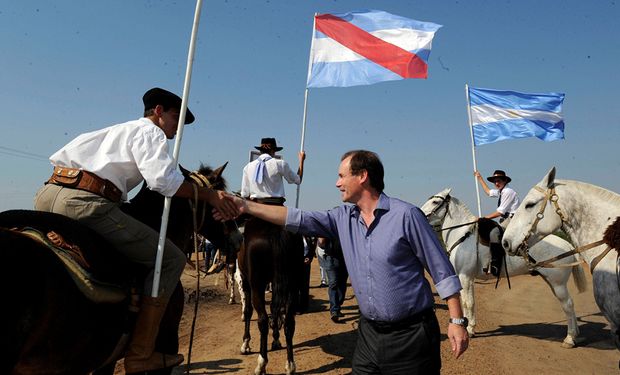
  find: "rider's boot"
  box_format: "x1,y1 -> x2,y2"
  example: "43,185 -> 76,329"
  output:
489,243 -> 505,277
124,296 -> 184,373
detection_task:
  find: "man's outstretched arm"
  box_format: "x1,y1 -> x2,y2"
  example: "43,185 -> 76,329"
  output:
213,195 -> 288,226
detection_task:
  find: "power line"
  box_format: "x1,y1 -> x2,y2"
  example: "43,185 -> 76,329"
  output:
0,146 -> 49,162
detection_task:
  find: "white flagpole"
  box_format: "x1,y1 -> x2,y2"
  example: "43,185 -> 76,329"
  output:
152,0 -> 203,298
465,84 -> 482,217
295,13 -> 317,209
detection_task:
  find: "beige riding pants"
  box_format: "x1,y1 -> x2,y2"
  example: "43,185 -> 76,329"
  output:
34,184 -> 185,299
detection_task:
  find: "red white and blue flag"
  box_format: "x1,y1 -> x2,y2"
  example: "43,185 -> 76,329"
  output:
306,10 -> 442,88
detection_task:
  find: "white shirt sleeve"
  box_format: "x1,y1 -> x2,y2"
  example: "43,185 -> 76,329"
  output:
279,160 -> 301,185
131,126 -> 184,197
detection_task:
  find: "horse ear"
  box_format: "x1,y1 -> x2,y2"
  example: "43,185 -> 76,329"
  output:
542,167 -> 556,188
445,188 -> 452,196
213,162 -> 229,181
179,164 -> 191,178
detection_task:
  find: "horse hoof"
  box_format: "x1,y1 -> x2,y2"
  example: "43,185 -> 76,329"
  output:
271,341 -> 282,351
255,354 -> 267,375
229,298 -> 236,305
561,341 -> 575,349
241,341 -> 252,354
561,336 -> 583,348
285,361 -> 297,374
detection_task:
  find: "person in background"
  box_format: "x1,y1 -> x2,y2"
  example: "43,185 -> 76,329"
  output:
317,236 -> 348,323
34,87 -> 239,373
298,236 -> 317,314
218,149 -> 469,374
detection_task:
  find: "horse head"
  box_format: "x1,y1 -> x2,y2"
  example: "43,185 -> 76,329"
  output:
123,161 -> 240,255
421,188 -> 452,227
184,162 -> 242,257
503,167 -> 564,257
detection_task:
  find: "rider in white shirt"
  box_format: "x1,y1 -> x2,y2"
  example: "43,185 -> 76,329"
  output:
240,137 -> 305,205
35,87 -> 239,373
474,169 -> 520,276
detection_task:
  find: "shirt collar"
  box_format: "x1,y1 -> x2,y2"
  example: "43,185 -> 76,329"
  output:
350,192 -> 390,217
258,153 -> 272,161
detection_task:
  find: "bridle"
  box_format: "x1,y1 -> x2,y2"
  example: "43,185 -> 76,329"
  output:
516,184 -> 568,257
426,194 -> 479,254
426,194 -> 451,226
517,184 -> 616,273
187,170 -> 214,232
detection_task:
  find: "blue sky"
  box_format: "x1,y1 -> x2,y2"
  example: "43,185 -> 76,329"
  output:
1,0 -> 619,215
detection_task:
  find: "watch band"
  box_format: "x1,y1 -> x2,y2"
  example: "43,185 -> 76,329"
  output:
449,317 -> 468,327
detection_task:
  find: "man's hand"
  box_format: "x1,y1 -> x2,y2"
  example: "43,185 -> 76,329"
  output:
207,191 -> 240,221
212,195 -> 246,221
448,323 -> 469,359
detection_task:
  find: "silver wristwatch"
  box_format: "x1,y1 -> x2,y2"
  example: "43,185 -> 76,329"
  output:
449,317 -> 469,328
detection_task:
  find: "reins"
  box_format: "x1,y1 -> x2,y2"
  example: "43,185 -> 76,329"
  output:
186,182 -> 200,372
185,170 -> 217,372
436,220 -> 479,232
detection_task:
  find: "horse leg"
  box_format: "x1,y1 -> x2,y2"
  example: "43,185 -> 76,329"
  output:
236,264 -> 247,319
283,305 -> 297,374
459,273 -> 476,337
227,263 -> 236,304
240,275 -> 253,355
270,303 -> 283,351
540,272 -> 581,348
253,286 -> 270,375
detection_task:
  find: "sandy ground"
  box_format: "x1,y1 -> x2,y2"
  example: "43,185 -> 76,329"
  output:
116,261 -> 618,374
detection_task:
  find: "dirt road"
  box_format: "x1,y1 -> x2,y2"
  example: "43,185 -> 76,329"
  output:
116,262 -> 617,374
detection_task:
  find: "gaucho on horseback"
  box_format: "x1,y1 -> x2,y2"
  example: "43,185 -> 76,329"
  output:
237,137 -> 306,375
474,169 -> 520,276
33,88 -> 239,373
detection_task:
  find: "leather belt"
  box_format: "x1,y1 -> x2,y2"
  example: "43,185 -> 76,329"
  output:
364,308 -> 435,332
47,166 -> 122,203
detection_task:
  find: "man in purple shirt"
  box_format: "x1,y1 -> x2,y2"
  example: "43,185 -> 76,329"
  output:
221,150 -> 468,373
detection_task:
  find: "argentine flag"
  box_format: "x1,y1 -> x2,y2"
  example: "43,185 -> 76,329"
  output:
468,87 -> 565,146
307,10 -> 442,88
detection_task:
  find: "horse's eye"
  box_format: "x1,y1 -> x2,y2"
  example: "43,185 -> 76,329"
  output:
525,202 -> 536,209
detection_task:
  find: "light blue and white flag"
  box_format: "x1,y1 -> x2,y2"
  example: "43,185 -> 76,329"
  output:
468,87 -> 565,146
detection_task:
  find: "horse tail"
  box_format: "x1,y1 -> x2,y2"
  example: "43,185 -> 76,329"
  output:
571,263 -> 588,294
269,231 -> 300,325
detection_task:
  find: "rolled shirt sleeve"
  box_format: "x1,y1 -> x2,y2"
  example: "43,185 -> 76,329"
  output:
131,125 -> 184,197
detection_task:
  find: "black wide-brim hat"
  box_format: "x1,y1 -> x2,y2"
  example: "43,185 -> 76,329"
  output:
255,137 -> 283,152
143,87 -> 195,124
487,170 -> 512,183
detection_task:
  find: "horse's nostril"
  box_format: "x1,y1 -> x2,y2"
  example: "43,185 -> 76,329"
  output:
502,239 -> 510,251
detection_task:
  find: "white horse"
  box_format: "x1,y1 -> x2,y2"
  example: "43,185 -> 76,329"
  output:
502,167 -> 620,350
421,188 -> 587,348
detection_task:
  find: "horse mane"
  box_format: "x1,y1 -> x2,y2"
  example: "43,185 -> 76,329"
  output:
557,179 -> 620,206
194,163 -> 228,191
447,195 -> 477,221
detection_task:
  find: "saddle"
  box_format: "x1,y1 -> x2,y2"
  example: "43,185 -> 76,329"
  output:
0,210 -> 142,303
477,217 -> 504,247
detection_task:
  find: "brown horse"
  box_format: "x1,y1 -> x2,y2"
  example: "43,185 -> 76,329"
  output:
238,215 -> 304,375
0,163 -> 236,375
